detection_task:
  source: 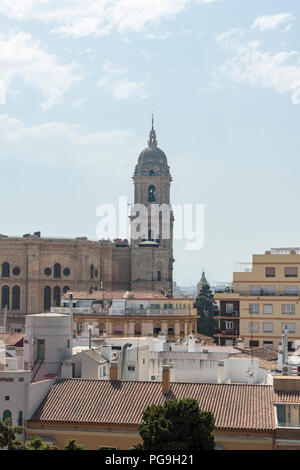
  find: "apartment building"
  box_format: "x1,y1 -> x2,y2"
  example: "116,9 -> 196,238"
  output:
214,248 -> 300,350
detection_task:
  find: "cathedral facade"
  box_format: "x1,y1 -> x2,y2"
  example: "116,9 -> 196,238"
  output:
0,122 -> 174,331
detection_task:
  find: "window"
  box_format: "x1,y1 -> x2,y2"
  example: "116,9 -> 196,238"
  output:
282,323 -> 295,333
251,286 -> 261,295
18,411 -> 23,427
249,304 -> 259,314
2,262 -> 10,278
284,286 -> 298,296
44,267 -> 51,276
149,170 -> 154,176
12,267 -> 20,276
135,324 -> 141,335
90,264 -> 95,280
265,267 -> 275,277
54,263 -> 61,279
263,322 -> 273,333
53,286 -> 61,307
265,285 -> 275,295
249,340 -> 259,347
277,405 -> 286,426
282,304 -> 295,314
264,341 -> 274,349
249,322 -> 259,333
148,185 -> 156,202
12,286 -> 20,311
225,321 -> 233,330
285,267 -> 298,278
5,396 -> 9,401
63,268 -> 70,277
63,286 -> 70,294
2,286 -> 9,309
264,304 -> 273,314
157,271 -> 161,281
2,410 -> 11,421
44,286 -> 51,311
128,366 -> 135,372
225,303 -> 234,314
114,324 -> 123,334
153,325 -> 161,335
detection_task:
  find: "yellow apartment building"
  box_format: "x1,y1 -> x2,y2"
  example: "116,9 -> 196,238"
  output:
214,248 -> 300,350
53,290 -> 198,340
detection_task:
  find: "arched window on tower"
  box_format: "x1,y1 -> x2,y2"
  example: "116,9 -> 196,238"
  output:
12,286 -> 20,311
53,286 -> 61,307
54,263 -> 61,279
2,262 -> 10,278
44,286 -> 51,311
148,185 -> 156,202
2,286 -> 9,309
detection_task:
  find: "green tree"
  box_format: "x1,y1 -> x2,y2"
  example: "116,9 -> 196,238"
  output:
26,436 -> 58,450
194,283 -> 218,337
0,418 -> 25,450
135,398 -> 215,450
64,439 -> 86,450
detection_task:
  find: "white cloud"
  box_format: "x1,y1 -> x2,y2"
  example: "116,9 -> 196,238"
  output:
0,0 -> 193,38
216,28 -> 300,104
252,13 -> 294,32
0,114 -> 141,175
97,62 -> 148,100
0,31 -> 80,110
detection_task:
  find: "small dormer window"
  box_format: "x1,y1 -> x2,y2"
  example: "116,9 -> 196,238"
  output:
150,170 -> 154,176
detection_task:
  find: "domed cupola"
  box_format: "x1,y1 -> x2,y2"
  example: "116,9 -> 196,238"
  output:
134,117 -> 171,177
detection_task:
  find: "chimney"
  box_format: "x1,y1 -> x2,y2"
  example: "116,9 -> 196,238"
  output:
110,362 -> 119,381
162,365 -> 171,394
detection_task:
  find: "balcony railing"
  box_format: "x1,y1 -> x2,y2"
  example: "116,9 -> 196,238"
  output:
215,289 -> 300,297
214,311 -> 239,318
214,329 -> 239,336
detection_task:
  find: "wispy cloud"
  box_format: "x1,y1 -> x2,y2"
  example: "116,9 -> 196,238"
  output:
252,13 -> 294,32
0,0 -> 193,38
97,62 -> 148,100
0,31 -> 81,110
215,26 -> 300,104
0,114 -> 141,175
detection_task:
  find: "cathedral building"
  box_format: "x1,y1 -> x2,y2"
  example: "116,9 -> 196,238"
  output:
0,121 -> 175,331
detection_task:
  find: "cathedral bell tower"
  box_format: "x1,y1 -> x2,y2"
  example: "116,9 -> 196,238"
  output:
130,117 -> 174,295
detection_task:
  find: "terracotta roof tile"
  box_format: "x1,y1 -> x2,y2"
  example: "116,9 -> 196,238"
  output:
0,333 -> 24,347
30,379 -> 275,431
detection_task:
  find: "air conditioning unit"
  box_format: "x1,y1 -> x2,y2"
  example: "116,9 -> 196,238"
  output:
150,375 -> 160,381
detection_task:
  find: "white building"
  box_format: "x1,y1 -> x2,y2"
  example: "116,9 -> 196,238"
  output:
24,313 -> 72,382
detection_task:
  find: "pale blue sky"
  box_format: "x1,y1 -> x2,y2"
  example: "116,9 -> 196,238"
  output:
1,0 -> 300,286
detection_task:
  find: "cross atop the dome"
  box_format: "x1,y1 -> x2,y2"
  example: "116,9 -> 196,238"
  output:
148,113 -> 158,148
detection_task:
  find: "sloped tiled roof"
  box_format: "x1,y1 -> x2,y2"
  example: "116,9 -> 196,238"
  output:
30,379 -> 275,431
236,347 -> 278,362
0,333 -> 24,347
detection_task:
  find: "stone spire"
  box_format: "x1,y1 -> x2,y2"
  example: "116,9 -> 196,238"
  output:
148,114 -> 158,148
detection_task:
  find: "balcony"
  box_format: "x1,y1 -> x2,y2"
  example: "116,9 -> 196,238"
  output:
213,329 -> 239,336
215,311 -> 239,318
215,289 -> 300,297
